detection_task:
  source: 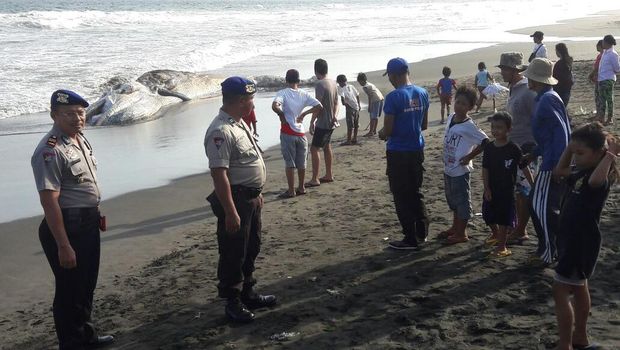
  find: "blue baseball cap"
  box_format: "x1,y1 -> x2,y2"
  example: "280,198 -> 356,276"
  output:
383,57 -> 409,76
221,76 -> 257,96
50,89 -> 89,109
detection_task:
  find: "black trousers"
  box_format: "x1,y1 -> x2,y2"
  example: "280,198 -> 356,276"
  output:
39,208 -> 100,350
529,170 -> 563,263
207,189 -> 262,299
386,150 -> 429,245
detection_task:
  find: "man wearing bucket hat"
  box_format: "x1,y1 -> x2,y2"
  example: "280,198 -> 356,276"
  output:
32,90 -> 114,349
496,52 -> 537,244
522,58 -> 571,265
205,76 -> 276,323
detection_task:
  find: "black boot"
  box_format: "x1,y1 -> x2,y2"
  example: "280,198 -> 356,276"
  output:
225,297 -> 255,323
241,285 -> 277,309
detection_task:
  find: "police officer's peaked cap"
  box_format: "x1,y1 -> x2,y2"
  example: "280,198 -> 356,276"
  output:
51,90 -> 89,109
221,77 -> 256,96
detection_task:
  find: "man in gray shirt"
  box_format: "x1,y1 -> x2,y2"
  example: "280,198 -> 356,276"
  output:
497,52 -> 537,243
303,58 -> 340,186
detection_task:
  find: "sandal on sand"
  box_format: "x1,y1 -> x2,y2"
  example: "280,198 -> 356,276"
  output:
437,231 -> 454,239
442,235 -> 469,245
277,191 -> 295,199
304,182 -> 320,188
489,249 -> 512,258
340,141 -> 352,146
485,239 -> 498,247
506,233 -> 529,245
295,189 -> 307,195
319,177 -> 334,183
573,342 -> 600,350
484,235 -> 498,246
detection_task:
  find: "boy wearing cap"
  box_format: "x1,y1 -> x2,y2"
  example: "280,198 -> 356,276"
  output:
529,31 -> 547,62
272,69 -> 323,198
497,52 -> 538,243
378,57 -> 430,250
596,34 -> 620,125
32,90 -> 114,349
205,77 -> 276,323
522,58 -> 571,265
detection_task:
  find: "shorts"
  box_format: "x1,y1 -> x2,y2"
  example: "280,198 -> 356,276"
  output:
280,133 -> 307,168
369,100 -> 384,119
311,127 -> 334,148
553,272 -> 586,286
482,196 -> 516,227
444,173 -> 472,220
440,94 -> 452,105
345,106 -> 360,130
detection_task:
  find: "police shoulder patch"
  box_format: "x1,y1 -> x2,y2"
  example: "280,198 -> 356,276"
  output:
43,151 -> 56,162
46,135 -> 58,147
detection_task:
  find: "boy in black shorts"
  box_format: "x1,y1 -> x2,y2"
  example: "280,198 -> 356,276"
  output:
482,112 -> 532,257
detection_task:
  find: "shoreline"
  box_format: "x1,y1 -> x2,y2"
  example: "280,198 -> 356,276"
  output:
2,10 -> 620,349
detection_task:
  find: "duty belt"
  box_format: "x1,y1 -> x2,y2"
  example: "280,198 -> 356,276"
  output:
61,207 -> 99,218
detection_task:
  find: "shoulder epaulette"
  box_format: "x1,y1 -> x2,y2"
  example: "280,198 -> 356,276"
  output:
46,135 -> 58,147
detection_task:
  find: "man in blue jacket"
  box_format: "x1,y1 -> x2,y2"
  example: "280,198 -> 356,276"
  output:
523,58 -> 571,265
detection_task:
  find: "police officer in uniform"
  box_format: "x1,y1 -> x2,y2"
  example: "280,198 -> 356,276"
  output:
205,77 -> 277,323
31,90 -> 114,349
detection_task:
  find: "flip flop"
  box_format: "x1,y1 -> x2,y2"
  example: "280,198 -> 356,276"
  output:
304,182 -> 320,188
442,235 -> 469,245
277,191 -> 295,199
437,231 -> 454,239
489,249 -> 512,258
484,236 -> 499,247
573,343 -> 600,350
340,141 -> 352,146
319,177 -> 334,183
295,189 -> 307,195
506,234 -> 530,245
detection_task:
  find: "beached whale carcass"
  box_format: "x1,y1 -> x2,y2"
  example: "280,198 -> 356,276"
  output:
86,70 -> 222,125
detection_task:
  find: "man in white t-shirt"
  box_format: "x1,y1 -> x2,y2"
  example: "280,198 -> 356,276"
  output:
336,74 -> 361,145
272,69 -> 323,198
529,31 -> 547,62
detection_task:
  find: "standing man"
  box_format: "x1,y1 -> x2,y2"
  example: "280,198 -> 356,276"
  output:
32,90 -> 114,349
357,72 -> 385,137
496,52 -> 537,243
303,58 -> 339,186
529,31 -> 547,62
204,77 -> 276,323
378,57 -> 430,250
596,34 -> 620,125
272,69 -> 323,198
523,58 -> 571,265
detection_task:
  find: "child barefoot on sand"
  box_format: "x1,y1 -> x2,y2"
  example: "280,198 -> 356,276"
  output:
482,112 -> 532,257
440,85 -> 489,244
474,62 -> 494,112
551,123 -> 618,350
437,66 -> 457,124
357,72 -> 384,137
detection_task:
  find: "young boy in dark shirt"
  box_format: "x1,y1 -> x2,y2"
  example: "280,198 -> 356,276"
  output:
482,112 -> 532,257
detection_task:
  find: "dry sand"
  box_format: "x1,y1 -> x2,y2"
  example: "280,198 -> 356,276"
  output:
2,12 -> 620,350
